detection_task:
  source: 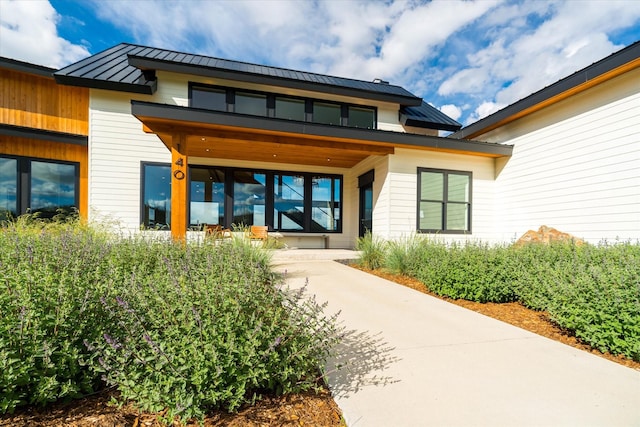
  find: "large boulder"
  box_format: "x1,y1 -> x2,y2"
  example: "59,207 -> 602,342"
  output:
515,225 -> 584,246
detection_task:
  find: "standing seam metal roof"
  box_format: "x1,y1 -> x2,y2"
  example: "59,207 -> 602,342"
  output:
53,42 -> 462,130
55,43 -> 421,102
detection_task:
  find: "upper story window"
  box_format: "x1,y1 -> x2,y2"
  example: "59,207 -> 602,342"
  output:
190,83 -> 376,129
191,86 -> 226,112
275,97 -> 305,121
348,106 -> 375,129
235,91 -> 267,116
312,102 -> 341,125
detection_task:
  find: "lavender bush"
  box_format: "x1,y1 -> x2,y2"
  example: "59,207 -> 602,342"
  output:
1,217 -> 341,423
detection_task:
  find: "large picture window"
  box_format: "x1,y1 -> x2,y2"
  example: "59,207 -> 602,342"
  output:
0,155 -> 79,221
30,161 -> 77,217
312,176 -> 341,232
417,168 -> 471,233
140,163 -> 342,233
233,171 -> 266,226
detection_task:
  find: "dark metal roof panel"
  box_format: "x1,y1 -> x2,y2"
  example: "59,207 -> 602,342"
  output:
400,102 -> 462,132
55,43 -> 422,104
54,44 -> 156,94
452,40 -> 640,139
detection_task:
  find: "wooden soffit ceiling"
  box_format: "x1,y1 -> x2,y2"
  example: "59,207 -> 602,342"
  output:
140,117 -> 395,168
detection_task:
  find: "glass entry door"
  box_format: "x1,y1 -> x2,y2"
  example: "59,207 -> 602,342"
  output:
358,170 -> 375,238
359,183 -> 373,238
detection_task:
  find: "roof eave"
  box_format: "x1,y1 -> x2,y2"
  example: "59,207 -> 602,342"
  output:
400,114 -> 462,132
53,73 -> 157,95
0,57 -> 55,78
128,55 -> 423,106
131,101 -> 512,157
0,124 -> 88,146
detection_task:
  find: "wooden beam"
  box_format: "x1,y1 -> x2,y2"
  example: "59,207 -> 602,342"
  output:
170,133 -> 188,242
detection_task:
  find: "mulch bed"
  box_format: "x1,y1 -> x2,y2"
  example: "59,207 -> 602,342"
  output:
0,388 -> 343,426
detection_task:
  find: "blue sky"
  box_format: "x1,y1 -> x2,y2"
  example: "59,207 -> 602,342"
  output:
1,0 -> 640,126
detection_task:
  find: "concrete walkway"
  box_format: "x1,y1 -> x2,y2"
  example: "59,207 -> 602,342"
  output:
271,250 -> 640,427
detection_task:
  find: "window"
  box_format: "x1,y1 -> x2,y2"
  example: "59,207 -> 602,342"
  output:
235,91 -> 267,116
0,156 -> 79,221
311,176 -> 341,232
191,86 -> 226,111
190,167 -> 225,227
274,174 -> 304,230
417,168 -> 471,233
233,171 -> 266,226
142,163 -> 171,229
313,102 -> 341,125
348,106 -> 375,129
275,97 -> 305,121
189,84 -> 377,129
0,157 -> 18,220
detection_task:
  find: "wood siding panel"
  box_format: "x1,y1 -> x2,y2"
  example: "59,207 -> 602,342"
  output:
489,69 -> 640,243
0,135 -> 88,217
0,69 -> 88,135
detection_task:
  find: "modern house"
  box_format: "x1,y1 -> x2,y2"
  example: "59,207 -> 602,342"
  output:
1,41 -> 638,247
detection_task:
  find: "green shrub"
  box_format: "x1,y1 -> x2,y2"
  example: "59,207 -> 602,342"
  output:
366,236 -> 640,360
356,232 -> 387,270
1,219 -> 341,422
410,241 -> 517,303
0,216 -> 111,413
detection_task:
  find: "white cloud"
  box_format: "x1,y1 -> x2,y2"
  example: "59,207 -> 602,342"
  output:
0,0 -> 89,67
440,104 -> 462,121
466,101 -> 507,124
437,0 -> 640,124
4,0 -> 639,129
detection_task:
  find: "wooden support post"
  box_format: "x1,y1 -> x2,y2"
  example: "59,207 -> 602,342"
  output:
170,134 -> 188,242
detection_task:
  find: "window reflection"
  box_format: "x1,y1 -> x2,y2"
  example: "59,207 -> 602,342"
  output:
0,158 -> 17,220
311,176 -> 341,232
30,161 -> 77,219
190,167 -> 225,227
142,164 -> 171,229
233,171 -> 266,226
274,174 -> 304,230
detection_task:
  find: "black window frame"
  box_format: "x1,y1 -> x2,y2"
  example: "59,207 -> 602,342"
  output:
417,167 -> 472,234
0,154 -> 80,220
189,82 -> 377,129
140,161 -> 172,230
140,161 -> 343,234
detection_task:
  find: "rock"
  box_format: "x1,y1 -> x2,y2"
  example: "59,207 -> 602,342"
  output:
515,225 -> 584,246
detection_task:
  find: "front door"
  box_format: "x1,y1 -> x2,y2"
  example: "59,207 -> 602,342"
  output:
359,183 -> 373,238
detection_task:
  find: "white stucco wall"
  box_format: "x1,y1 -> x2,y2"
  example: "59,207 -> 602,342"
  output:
480,67 -> 640,243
